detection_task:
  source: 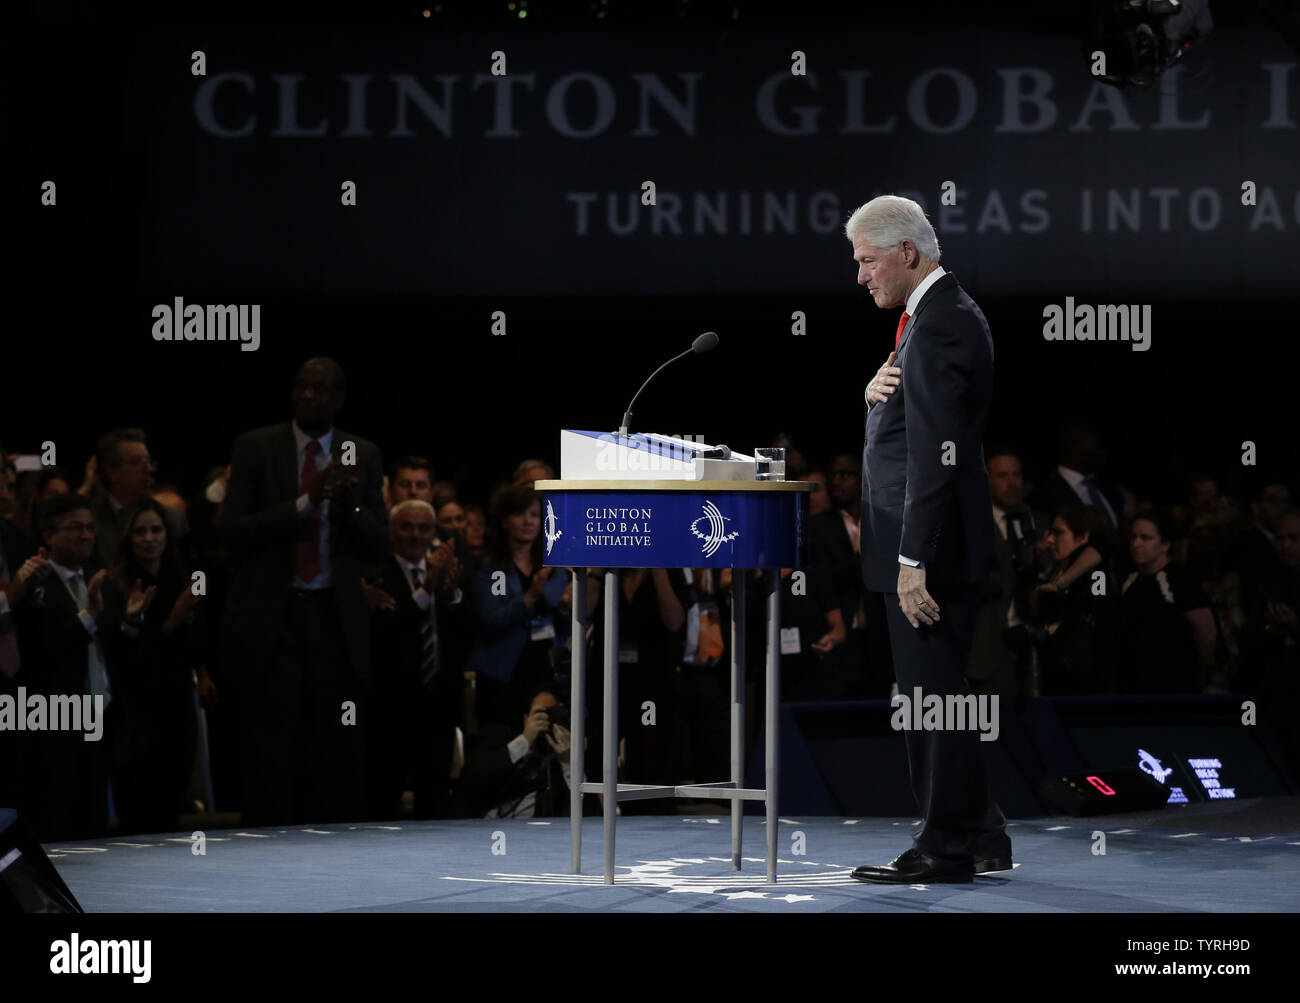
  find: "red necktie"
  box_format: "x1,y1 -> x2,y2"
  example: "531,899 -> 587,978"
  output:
894,311 -> 911,351
296,440 -> 322,582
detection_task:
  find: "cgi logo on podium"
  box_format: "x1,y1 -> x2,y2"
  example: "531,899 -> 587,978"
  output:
690,500 -> 741,557
544,499 -> 563,556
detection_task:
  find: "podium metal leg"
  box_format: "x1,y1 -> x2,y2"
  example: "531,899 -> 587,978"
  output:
570,569 -> 587,874
603,569 -> 619,885
731,571 -> 746,870
765,567 -> 780,884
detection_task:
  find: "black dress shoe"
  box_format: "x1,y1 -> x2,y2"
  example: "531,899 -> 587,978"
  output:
854,847 -> 1013,879
851,848 -> 974,884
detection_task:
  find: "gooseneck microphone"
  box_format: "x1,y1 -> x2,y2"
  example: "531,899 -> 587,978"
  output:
618,331 -> 718,436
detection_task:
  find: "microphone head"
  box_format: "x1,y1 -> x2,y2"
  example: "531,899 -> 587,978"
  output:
692,331 -> 719,353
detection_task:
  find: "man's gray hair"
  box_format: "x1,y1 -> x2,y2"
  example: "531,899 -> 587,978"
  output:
390,498 -> 436,522
844,195 -> 941,262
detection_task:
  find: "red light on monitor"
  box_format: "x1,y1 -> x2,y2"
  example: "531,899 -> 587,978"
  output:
1086,776 -> 1117,795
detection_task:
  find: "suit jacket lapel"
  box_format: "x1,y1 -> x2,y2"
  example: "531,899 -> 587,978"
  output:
895,271 -> 956,357
281,423 -> 300,502
327,429 -> 350,531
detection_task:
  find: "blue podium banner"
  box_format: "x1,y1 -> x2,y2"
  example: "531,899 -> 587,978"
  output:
540,489 -> 807,569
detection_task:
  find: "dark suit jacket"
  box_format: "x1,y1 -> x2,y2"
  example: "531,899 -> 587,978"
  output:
12,571 -> 105,697
1227,525 -> 1284,593
1027,470 -> 1123,537
807,509 -> 865,629
221,422 -> 386,684
968,506 -> 1047,681
369,553 -> 465,716
98,569 -> 201,768
10,567 -> 111,840
861,271 -> 996,592
451,721 -> 583,819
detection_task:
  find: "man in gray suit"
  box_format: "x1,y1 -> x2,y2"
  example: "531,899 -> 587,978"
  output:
223,357 -> 386,825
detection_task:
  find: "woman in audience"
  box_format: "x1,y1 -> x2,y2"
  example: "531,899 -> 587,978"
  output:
466,484 -> 572,729
1116,508 -> 1218,693
1030,504 -> 1114,694
99,498 -> 204,834
436,500 -> 467,543
461,504 -> 489,561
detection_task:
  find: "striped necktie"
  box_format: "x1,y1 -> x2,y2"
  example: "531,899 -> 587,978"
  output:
65,571 -> 111,706
412,567 -> 439,687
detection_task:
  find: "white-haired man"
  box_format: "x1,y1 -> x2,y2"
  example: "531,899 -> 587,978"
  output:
848,195 -> 1011,884
364,498 -> 464,819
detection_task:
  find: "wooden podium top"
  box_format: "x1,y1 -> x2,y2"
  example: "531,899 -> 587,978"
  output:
533,479 -> 813,492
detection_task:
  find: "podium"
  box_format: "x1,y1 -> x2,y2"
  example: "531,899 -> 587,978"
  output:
536,430 -> 810,884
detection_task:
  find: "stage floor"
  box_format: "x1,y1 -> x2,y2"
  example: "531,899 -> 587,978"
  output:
46,797 -> 1300,913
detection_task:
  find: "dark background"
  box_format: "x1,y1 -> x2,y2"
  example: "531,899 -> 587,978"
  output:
12,0 -> 1299,506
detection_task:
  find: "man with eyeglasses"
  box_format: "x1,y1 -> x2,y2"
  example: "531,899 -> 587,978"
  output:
89,428 -> 187,572
9,493 -> 112,841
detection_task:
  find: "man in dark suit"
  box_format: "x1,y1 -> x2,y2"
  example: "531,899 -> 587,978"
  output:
222,357 -> 386,826
807,454 -> 865,629
364,498 -> 465,820
845,195 -> 1011,884
89,428 -> 187,572
1026,422 -> 1125,552
967,447 -> 1049,705
806,453 -> 888,697
8,493 -> 111,841
1227,478 -> 1293,601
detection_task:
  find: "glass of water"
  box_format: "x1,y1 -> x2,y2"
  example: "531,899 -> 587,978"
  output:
754,447 -> 786,481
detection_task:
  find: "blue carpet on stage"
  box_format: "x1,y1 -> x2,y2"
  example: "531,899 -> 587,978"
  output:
45,798 -> 1300,913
